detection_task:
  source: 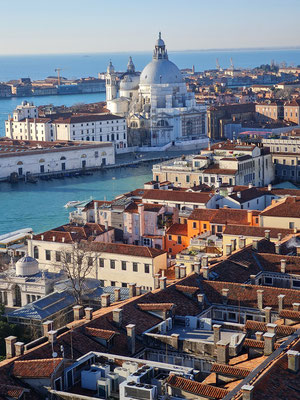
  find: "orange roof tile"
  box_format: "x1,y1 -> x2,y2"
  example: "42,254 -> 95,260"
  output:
13,358 -> 63,378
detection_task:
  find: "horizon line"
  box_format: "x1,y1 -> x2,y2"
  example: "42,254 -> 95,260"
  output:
0,45 -> 300,57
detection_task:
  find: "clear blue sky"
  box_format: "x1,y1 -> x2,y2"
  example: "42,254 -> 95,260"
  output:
1,0 -> 300,55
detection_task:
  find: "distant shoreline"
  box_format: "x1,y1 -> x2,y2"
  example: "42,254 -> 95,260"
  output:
0,46 -> 300,57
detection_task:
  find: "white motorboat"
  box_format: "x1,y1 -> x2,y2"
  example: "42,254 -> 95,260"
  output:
64,200 -> 83,208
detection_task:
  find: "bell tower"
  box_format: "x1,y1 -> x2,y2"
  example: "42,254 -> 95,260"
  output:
106,60 -> 117,101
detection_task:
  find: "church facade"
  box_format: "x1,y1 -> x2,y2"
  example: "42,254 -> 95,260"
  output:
106,34 -> 207,147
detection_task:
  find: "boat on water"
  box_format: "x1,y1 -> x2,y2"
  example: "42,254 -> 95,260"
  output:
64,197 -> 93,208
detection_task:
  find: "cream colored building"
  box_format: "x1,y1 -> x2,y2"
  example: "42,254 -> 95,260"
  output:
260,196 -> 300,229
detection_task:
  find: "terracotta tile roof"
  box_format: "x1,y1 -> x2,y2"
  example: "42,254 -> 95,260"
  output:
245,320 -> 297,336
85,327 -> 116,340
210,363 -> 251,378
188,208 -> 218,221
256,253 -> 300,275
166,374 -> 229,399
223,225 -> 294,239
260,196 -> 300,218
0,384 -> 26,399
279,309 -> 300,320
142,189 -> 212,204
176,285 -> 200,294
202,280 -> 300,311
83,240 -> 166,258
13,358 -> 63,378
166,223 -> 188,236
143,203 -> 164,212
243,338 -> 264,348
210,209 -> 255,225
138,303 -> 176,312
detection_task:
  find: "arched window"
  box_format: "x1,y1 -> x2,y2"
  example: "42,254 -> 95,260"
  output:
130,121 -> 138,128
157,120 -> 169,127
39,158 -> 45,163
14,285 -> 21,307
17,161 -> 23,165
60,156 -> 66,160
33,246 -> 39,259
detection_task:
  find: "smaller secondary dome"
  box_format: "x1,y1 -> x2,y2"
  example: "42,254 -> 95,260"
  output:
107,60 -> 115,74
156,32 -> 165,47
16,255 -> 39,277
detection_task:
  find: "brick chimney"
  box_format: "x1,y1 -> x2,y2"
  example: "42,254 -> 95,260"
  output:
113,308 -> 123,326
280,259 -> 286,273
241,385 -> 254,400
114,288 -> 121,302
217,340 -> 229,364
197,294 -> 205,311
194,261 -> 201,274
128,283 -> 136,298
42,320 -> 54,337
278,294 -> 285,313
263,332 -> 275,355
73,305 -> 84,320
14,342 -> 25,357
239,236 -> 246,249
84,307 -> 93,321
159,276 -> 167,289
222,288 -> 229,305
213,324 -> 221,344
175,265 -> 180,279
287,350 -> 300,373
126,324 -> 136,355
101,293 -> 110,307
275,243 -> 280,255
225,244 -> 232,256
180,265 -> 186,278
257,289 -> 264,310
48,330 -> 57,344
266,323 -> 277,335
5,336 -> 17,359
252,239 -> 259,251
264,307 -> 272,324
264,230 -> 270,240
203,266 -> 209,279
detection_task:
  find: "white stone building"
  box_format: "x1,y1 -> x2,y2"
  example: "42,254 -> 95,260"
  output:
5,101 -> 55,141
54,114 -> 128,153
0,138 -> 115,180
0,256 -> 63,308
106,33 -> 207,148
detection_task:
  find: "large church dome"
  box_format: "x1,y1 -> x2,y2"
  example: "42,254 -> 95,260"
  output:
140,33 -> 183,85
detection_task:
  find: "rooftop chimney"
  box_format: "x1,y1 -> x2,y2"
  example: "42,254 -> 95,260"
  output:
278,294 -> 285,313
194,261 -> 201,274
237,191 -> 241,198
136,285 -> 142,296
264,307 -> 272,324
213,324 -> 221,345
241,385 -> 254,400
180,265 -> 186,279
268,184 -> 272,191
5,336 -> 17,359
287,350 -> 300,373
248,183 -> 253,189
252,239 -> 259,251
159,276 -> 167,290
202,266 -> 209,280
41,235 -> 44,241
293,303 -> 300,311
202,255 -> 208,268
126,324 -> 136,355
62,237 -> 65,243
264,230 -> 270,241
101,293 -> 111,307
217,340 -> 229,364
52,236 -> 56,242
250,274 -> 256,285
114,288 -> 121,302
277,233 -> 282,241
84,307 -> 93,321
263,332 -> 275,355
226,244 -> 232,256
197,294 -> 205,311
275,243 -> 280,255
255,331 -> 264,341
257,289 -> 264,310
222,288 -> 229,305
230,238 -> 236,251
113,308 -> 123,326
175,264 -> 180,279
42,320 -> 53,337
129,283 -> 136,298
48,330 -> 57,345
280,259 -> 286,274
73,305 -> 84,320
239,236 -> 246,249
14,342 -> 25,357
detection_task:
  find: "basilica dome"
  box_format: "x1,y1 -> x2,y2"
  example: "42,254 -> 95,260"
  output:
140,33 -> 183,85
16,255 -> 39,277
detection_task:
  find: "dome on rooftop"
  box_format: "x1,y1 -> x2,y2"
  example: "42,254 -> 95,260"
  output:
16,255 -> 39,277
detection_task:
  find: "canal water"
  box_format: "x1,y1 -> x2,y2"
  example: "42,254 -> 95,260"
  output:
0,164 -> 152,235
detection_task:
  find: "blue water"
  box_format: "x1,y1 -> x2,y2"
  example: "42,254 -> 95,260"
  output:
0,165 -> 152,235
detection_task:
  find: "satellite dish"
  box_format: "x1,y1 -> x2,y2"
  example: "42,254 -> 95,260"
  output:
52,352 -> 58,358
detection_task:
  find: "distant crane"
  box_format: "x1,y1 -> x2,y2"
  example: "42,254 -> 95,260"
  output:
216,58 -> 220,71
55,68 -> 62,86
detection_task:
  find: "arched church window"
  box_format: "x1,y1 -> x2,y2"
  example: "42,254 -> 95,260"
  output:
60,156 -> 66,160
157,120 -> 169,127
34,246 -> 39,259
130,122 -> 138,128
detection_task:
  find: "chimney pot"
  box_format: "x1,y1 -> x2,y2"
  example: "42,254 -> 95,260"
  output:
84,307 -> 93,321
278,294 -> 285,312
239,236 -> 246,249
42,320 -> 54,337
264,307 -> 272,324
213,324 -> 221,344
101,293 -> 111,307
241,385 -> 254,400
126,324 -> 136,355
48,330 -> 57,344
114,288 -> 121,302
280,259 -> 286,273
226,244 -> 232,256
263,332 -> 275,355
73,305 -> 84,320
202,266 -> 209,279
5,336 -> 17,359
293,303 -> 300,311
277,233 -> 282,241
287,350 -> 300,373
154,274 -> 160,289
14,342 -> 25,356
255,331 -> 264,341
174,265 -> 180,279
230,238 -> 236,251
201,255 -> 208,268
217,340 -> 229,364
257,289 -> 264,310
113,308 -> 123,326
252,239 -> 259,251
128,283 -> 136,298
275,243 -> 281,255
194,261 -> 201,274
159,276 -> 167,290
179,265 -> 186,278
264,230 -> 270,240
222,288 -> 229,304
136,285 -> 142,296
